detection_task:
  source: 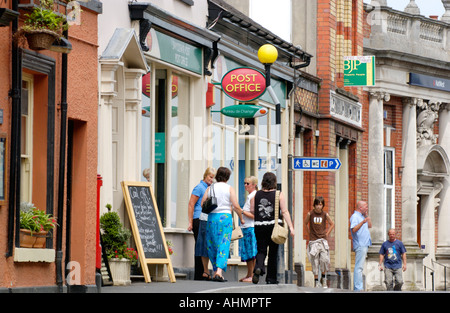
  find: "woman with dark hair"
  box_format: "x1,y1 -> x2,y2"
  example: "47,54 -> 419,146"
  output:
201,167 -> 244,282
250,172 -> 294,284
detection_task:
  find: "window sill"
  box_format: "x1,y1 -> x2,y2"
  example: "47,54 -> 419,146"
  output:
14,248 -> 55,263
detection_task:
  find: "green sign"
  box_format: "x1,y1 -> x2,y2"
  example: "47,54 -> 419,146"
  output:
214,104 -> 268,118
344,56 -> 375,86
155,133 -> 165,163
148,30 -> 203,74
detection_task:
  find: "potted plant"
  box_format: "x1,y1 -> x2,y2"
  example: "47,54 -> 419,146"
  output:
100,204 -> 138,286
19,202 -> 57,248
14,0 -> 68,50
166,240 -> 174,256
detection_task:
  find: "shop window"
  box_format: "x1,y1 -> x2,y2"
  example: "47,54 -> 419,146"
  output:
384,148 -> 395,238
170,73 -> 190,227
211,84 -> 238,176
256,107 -> 277,185
21,74 -> 33,203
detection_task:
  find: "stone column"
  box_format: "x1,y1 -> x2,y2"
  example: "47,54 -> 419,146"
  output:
366,91 -> 389,291
437,103 -> 450,253
402,98 -> 426,291
437,103 -> 450,290
123,69 -> 146,181
368,91 -> 389,246
402,98 -> 419,247
99,61 -> 119,213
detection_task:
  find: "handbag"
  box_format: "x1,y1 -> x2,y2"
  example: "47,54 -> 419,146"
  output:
271,190 -> 289,244
231,213 -> 243,241
202,183 -> 217,214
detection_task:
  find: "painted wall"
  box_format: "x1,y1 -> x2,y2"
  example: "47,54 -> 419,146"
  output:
0,0 -> 99,289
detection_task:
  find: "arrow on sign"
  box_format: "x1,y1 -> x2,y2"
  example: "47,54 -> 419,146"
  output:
292,157 -> 341,171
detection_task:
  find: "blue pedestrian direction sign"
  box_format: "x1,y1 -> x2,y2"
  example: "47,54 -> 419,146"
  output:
292,157 -> 341,171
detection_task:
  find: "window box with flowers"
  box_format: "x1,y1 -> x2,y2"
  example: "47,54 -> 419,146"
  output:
14,202 -> 57,263
100,205 -> 138,286
19,202 -> 57,249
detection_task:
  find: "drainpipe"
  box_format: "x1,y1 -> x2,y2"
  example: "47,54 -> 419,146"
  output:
56,29 -> 68,292
293,57 -> 311,70
6,0 -> 21,258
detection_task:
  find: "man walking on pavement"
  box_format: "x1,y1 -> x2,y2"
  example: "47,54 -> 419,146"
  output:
304,196 -> 334,288
350,201 -> 372,291
379,228 -> 407,291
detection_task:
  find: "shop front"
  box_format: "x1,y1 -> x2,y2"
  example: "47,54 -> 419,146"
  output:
123,0 -> 313,279
128,2 -> 220,276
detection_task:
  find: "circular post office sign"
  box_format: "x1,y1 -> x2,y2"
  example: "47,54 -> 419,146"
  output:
221,67 -> 266,102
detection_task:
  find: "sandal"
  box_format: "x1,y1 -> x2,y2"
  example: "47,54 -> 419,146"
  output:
202,272 -> 211,281
212,275 -> 227,282
241,276 -> 252,283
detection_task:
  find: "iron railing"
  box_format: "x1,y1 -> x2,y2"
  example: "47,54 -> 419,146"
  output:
432,260 -> 447,291
424,264 -> 435,291
424,260 -> 448,291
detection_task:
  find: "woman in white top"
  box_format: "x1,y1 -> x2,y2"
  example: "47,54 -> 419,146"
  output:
238,176 -> 258,282
201,167 -> 244,282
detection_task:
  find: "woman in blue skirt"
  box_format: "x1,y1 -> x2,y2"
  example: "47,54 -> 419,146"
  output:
201,167 -> 245,282
239,176 -> 258,282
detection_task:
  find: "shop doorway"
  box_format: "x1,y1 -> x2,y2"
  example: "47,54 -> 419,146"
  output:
154,69 -> 166,223
152,69 -> 191,227
66,119 -> 88,281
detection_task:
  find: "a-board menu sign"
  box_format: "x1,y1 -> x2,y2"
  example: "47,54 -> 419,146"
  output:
121,181 -> 175,283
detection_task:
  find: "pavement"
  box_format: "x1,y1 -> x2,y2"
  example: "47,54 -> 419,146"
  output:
100,279 -> 356,312
99,278 -> 445,312
100,277 -> 350,293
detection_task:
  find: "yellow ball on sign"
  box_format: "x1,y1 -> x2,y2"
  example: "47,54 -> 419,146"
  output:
258,44 -> 278,64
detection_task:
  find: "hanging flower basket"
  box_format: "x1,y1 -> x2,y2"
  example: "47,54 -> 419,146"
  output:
13,0 -> 67,51
24,29 -> 59,51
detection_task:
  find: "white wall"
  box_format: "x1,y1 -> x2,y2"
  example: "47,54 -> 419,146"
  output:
98,0 -> 132,55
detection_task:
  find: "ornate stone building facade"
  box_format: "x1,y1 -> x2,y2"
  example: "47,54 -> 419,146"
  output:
364,1 -> 450,290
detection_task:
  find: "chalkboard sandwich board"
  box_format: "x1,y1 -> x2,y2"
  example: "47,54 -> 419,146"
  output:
121,181 -> 176,283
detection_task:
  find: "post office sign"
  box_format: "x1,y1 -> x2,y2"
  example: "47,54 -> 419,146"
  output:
220,67 -> 266,102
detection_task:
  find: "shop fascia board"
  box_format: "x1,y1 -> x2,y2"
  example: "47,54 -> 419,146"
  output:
129,2 -> 220,49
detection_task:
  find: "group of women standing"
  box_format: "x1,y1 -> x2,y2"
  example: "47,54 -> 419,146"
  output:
188,167 -> 294,284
